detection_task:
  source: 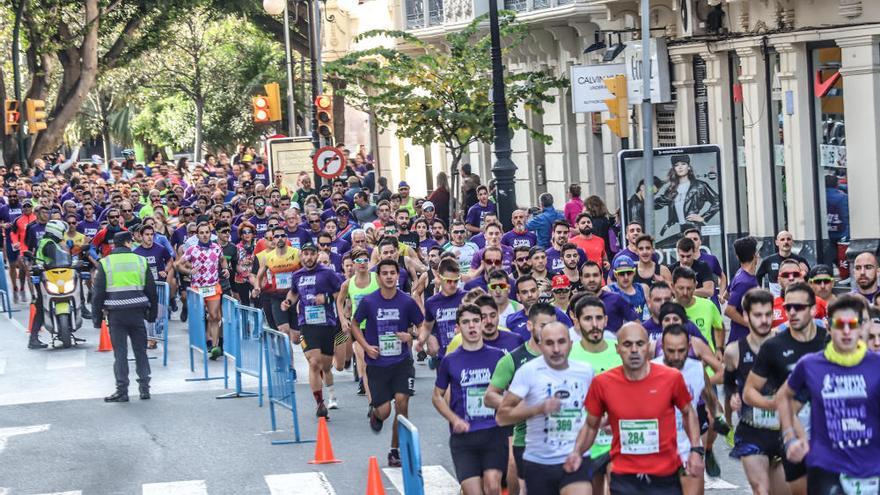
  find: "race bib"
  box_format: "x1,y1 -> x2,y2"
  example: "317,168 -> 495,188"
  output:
751,407 -> 780,430
304,305 -> 327,325
378,333 -> 402,357
596,427 -> 613,447
274,272 -> 292,289
841,475 -> 879,495
198,285 -> 217,297
619,419 -> 660,455
466,387 -> 493,420
548,408 -> 582,444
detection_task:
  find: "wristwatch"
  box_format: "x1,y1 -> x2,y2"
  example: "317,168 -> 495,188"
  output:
690,446 -> 705,457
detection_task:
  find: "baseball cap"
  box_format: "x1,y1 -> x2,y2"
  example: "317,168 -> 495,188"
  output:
113,231 -> 133,245
551,274 -> 571,290
335,203 -> 350,213
612,256 -> 637,273
300,242 -> 318,252
808,264 -> 834,282
320,184 -> 332,191
422,201 -> 435,211
398,181 -> 410,189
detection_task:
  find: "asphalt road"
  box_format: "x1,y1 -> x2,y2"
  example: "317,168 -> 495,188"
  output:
0,288 -> 752,494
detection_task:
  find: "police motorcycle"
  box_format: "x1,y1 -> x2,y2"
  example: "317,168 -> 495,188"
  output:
27,220 -> 86,348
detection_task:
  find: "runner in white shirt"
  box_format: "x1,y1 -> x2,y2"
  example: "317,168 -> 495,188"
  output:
497,321 -> 595,495
654,325 -> 711,495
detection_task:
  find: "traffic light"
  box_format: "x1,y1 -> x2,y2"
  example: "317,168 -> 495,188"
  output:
264,82 -> 282,122
315,95 -> 333,140
4,100 -> 20,136
25,98 -> 47,134
252,95 -> 271,123
602,75 -> 629,139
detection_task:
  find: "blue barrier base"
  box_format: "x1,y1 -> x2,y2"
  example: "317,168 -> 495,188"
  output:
216,390 -> 258,399
271,438 -> 316,446
185,346 -> 226,382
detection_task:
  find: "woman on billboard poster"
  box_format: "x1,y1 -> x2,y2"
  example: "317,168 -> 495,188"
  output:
655,154 -> 720,237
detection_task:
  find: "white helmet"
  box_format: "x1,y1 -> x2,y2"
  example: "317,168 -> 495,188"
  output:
44,219 -> 67,241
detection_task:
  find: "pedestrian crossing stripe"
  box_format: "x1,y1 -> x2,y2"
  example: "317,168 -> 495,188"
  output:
142,480 -> 207,495
383,465 -> 460,495
265,473 -> 336,494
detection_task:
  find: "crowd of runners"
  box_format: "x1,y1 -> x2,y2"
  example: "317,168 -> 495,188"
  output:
2,148 -> 880,495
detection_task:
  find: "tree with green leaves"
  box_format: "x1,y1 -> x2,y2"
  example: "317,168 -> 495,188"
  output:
325,12 -> 568,189
0,0 -> 202,165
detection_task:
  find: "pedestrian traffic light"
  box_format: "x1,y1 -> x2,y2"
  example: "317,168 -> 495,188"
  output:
315,95 -> 333,140
602,75 -> 629,139
253,95 -> 271,123
4,100 -> 20,136
25,98 -> 48,134
264,82 -> 282,122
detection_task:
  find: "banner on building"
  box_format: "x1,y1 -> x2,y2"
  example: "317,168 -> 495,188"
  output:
570,64 -> 626,113
618,145 -> 724,264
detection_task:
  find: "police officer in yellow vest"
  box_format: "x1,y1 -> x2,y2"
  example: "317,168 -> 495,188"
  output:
91,231 -> 158,403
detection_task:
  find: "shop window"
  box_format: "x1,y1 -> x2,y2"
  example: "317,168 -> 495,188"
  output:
729,52 -> 749,235
767,50 -> 787,231
810,45 -> 847,267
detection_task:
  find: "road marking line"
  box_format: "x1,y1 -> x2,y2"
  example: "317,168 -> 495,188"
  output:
265,472 -> 336,494
383,465 -> 459,495
142,480 -> 207,495
33,491 -> 81,495
705,476 -> 739,490
45,349 -> 87,370
0,424 -> 51,453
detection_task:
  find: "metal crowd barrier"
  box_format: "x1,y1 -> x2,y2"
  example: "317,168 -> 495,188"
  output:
264,328 -> 313,445
185,288 -> 223,382
144,281 -> 170,366
398,415 -> 425,495
0,252 -> 13,318
217,298 -> 264,405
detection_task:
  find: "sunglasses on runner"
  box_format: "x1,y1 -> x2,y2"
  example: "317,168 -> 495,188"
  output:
440,275 -> 461,283
778,271 -> 801,280
353,257 -> 369,264
831,317 -> 861,330
811,277 -> 833,285
488,282 -> 509,291
483,259 -> 502,266
783,303 -> 810,313
219,229 -> 231,234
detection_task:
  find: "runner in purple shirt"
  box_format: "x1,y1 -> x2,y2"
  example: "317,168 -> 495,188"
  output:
351,259 -> 424,467
433,304 -> 508,492
725,237 -> 760,344
422,259 -> 467,361
465,185 -> 496,234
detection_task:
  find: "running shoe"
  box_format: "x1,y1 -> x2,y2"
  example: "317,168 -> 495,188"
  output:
209,346 -> 222,360
327,395 -> 339,410
705,449 -> 721,477
388,448 -> 401,468
369,406 -> 383,433
712,416 -> 731,436
356,379 -> 366,396
316,402 -> 329,418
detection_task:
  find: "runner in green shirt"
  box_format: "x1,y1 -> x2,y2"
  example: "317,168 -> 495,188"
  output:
567,294 -> 622,495
672,266 -> 724,353
484,302 -> 557,495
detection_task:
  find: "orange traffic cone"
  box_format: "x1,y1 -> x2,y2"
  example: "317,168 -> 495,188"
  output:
365,456 -> 385,495
308,417 -> 342,464
26,304 -> 36,333
97,321 -> 113,352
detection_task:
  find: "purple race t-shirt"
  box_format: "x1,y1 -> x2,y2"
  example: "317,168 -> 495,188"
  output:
787,352 -> 880,478
501,230 -> 537,250
599,290 -> 640,334
435,344 -> 506,433
77,219 -> 101,238
469,245 -> 514,272
465,202 -> 496,228
726,268 -> 758,343
484,330 -> 524,353
248,215 -> 270,237
353,289 -> 424,367
289,265 -> 342,328
545,246 -> 587,274
134,243 -> 172,280
425,290 -> 466,358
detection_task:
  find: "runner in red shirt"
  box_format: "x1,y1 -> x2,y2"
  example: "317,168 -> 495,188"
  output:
772,259 -> 827,328
564,322 -> 704,495
569,213 -> 608,269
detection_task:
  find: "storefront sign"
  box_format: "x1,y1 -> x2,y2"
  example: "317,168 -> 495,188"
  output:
618,145 -> 725,265
570,64 -> 626,113
624,38 -> 672,103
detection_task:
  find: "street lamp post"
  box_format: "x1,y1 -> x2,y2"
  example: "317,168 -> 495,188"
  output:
487,0 -> 517,231
262,0 -> 297,137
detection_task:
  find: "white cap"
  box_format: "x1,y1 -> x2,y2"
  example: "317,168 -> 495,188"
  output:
91,154 -> 103,165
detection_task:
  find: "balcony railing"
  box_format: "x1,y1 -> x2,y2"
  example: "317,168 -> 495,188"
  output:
504,0 -> 574,12
406,0 -> 574,30
406,0 -> 445,29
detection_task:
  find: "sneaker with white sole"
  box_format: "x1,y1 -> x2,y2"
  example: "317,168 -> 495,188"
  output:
327,395 -> 339,410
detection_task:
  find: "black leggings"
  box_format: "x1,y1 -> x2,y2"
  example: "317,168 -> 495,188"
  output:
234,282 -> 252,307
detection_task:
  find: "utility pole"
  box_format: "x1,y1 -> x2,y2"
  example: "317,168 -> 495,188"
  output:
12,0 -> 27,166
641,0 -> 655,236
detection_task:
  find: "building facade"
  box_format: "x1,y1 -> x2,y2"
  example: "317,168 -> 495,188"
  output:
325,0 -> 880,267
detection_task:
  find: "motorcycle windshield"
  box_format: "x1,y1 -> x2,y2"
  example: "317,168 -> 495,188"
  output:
46,250 -> 73,269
